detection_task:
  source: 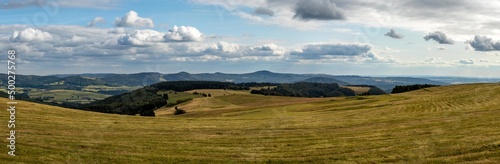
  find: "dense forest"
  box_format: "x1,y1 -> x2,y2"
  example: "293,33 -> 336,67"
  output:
391,84 -> 440,94
84,86 -> 167,116
250,82 -> 356,97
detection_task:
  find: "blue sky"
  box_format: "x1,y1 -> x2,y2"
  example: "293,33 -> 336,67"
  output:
1,0 -> 500,77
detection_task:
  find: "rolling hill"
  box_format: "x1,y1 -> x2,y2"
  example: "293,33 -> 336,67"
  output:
300,77 -> 350,86
163,71 -> 448,91
1,83 -> 499,163
0,71 -> 448,92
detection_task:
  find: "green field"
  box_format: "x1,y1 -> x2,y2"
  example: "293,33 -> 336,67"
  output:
28,89 -> 111,104
1,83 -> 499,163
82,85 -> 140,92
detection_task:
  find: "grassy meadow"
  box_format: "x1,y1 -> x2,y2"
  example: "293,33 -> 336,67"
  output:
1,83 -> 499,163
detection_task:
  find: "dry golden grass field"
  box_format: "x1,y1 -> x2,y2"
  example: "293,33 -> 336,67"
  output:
1,83 -> 499,163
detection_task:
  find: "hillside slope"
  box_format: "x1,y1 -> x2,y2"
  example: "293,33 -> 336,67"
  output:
300,77 -> 350,86
1,83 -> 499,163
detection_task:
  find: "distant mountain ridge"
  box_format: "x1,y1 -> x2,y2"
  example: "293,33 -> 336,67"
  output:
300,77 -> 350,86
162,71 -> 448,91
1,71 -> 448,91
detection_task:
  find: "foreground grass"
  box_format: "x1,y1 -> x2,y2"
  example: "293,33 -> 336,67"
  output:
1,83 -> 499,163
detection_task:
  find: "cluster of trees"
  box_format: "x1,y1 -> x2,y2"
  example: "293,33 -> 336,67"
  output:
96,90 -> 129,95
192,92 -> 211,97
391,84 -> 440,94
62,76 -> 106,86
250,82 -> 356,97
83,86 -> 167,116
150,81 -> 276,92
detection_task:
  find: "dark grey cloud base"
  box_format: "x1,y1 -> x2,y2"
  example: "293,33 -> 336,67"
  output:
293,0 -> 346,21
424,31 -> 454,44
385,29 -> 404,39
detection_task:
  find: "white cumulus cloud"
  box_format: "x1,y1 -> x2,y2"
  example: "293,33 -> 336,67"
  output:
10,28 -> 53,42
117,29 -> 164,46
114,10 -> 154,28
206,41 -> 240,53
164,25 -> 203,42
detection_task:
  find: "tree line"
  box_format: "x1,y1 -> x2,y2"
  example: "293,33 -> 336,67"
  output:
250,82 -> 356,97
391,84 -> 440,94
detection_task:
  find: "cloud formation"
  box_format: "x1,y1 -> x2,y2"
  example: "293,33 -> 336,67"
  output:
423,31 -> 454,44
293,0 -> 346,21
206,41 -> 240,53
291,43 -> 372,59
114,10 -> 154,28
0,0 -> 120,9
251,43 -> 286,56
0,0 -> 45,9
254,7 -> 274,16
384,29 -> 404,39
117,30 -> 164,46
468,35 -> 500,51
10,28 -> 53,42
87,17 -> 105,27
164,25 -> 203,42
458,59 -> 475,65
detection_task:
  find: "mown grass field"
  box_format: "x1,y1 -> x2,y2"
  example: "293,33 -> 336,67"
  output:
1,83 -> 499,163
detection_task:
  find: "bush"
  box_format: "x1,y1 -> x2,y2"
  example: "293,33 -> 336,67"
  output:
174,107 -> 186,115
139,109 -> 155,117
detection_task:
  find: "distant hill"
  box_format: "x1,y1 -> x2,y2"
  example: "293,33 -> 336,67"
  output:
0,72 -> 164,89
162,71 -> 448,91
0,71 -> 448,91
300,77 -> 350,86
163,70 -> 311,83
421,76 -> 500,84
